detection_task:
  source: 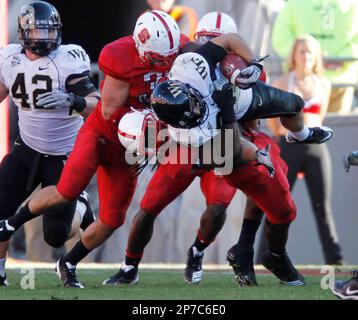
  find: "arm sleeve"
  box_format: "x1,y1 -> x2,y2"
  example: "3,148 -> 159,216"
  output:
63,45 -> 91,87
195,41 -> 227,79
98,42 -> 131,81
271,1 -> 297,58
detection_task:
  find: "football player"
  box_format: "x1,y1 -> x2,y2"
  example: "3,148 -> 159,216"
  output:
105,12 -> 327,287
331,270 -> 358,300
330,151 -> 358,299
193,12 -> 308,287
0,9 -> 188,288
0,1 -> 99,286
100,15 -> 283,287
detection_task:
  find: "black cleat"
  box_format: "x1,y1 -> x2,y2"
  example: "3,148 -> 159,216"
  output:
0,274 -> 9,287
78,191 -> 96,232
262,251 -> 305,286
286,126 -> 333,144
226,244 -> 257,286
332,270 -> 358,300
55,257 -> 84,288
103,264 -> 139,285
0,220 -> 15,242
184,246 -> 204,284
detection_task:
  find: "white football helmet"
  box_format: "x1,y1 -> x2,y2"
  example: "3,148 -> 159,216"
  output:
133,10 -> 180,70
118,109 -> 161,156
194,12 -> 238,44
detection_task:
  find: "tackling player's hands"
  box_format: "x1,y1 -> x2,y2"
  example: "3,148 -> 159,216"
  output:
36,92 -> 76,109
255,144 -> 275,177
236,59 -> 263,89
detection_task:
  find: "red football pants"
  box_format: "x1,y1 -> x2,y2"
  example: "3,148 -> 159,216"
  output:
57,120 -> 137,228
140,145 -> 237,215
225,130 -> 297,224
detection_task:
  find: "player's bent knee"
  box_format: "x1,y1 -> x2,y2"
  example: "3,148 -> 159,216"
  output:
43,225 -> 69,248
268,207 -> 296,225
207,205 -> 227,223
139,202 -> 163,216
99,210 -> 126,230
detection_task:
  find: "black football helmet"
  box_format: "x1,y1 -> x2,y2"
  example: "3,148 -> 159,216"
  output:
18,1 -> 62,56
150,80 -> 208,129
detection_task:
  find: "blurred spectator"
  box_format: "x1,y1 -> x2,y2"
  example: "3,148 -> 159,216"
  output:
146,0 -> 198,40
271,0 -> 358,114
265,35 -> 343,265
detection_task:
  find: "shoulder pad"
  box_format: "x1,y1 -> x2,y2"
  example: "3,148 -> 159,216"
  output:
0,44 -> 22,65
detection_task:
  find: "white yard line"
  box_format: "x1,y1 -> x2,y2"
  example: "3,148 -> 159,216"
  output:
5,259 -> 358,271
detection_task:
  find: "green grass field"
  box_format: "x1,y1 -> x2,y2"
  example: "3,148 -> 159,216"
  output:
0,268 -> 349,300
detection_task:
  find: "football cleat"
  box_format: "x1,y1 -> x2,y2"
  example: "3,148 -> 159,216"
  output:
103,264 -> 139,285
286,126 -> 333,144
262,251 -> 305,286
0,274 -> 9,287
78,191 -> 96,231
55,257 -> 84,289
331,270 -> 358,300
226,244 -> 257,286
0,220 -> 15,242
184,246 -> 204,284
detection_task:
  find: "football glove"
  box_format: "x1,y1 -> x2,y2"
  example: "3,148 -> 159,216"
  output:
36,92 -> 86,114
255,144 -> 275,177
236,55 -> 268,89
342,150 -> 358,172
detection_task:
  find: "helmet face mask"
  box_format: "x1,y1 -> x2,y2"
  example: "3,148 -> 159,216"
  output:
18,2 -> 62,56
144,51 -> 178,71
151,80 -> 208,129
194,32 -> 221,45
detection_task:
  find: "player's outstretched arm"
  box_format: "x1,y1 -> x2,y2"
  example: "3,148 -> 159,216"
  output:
211,33 -> 255,65
101,75 -> 130,120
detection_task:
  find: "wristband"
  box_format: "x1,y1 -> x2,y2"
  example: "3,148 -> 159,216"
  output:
69,94 -> 87,115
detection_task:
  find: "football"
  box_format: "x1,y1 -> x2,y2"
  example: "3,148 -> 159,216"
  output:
219,53 -> 248,86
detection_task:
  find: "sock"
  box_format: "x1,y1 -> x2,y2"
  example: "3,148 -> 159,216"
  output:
0,257 -> 6,277
64,240 -> 91,266
125,250 -> 143,267
8,203 -> 35,230
237,218 -> 261,249
264,220 -> 290,255
290,126 -> 310,141
192,231 -> 212,252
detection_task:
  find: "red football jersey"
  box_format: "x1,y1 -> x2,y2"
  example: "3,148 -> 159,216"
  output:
86,34 -> 189,143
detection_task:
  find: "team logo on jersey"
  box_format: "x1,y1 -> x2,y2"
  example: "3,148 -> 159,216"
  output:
138,28 -> 151,44
190,56 -> 208,80
68,49 -> 88,61
10,56 -> 21,67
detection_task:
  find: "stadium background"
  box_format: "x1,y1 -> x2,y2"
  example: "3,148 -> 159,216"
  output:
1,0 -> 358,266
